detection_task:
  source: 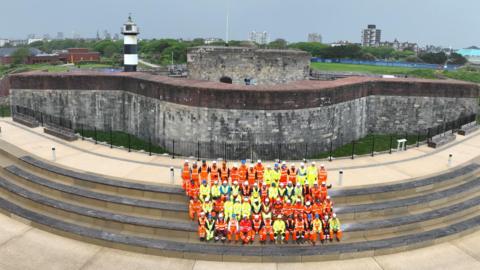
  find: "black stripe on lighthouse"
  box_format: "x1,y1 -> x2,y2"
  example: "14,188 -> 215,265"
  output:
124,45 -> 137,54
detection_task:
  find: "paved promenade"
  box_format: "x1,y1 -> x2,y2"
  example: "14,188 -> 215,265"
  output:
0,212 -> 479,270
1,118 -> 480,187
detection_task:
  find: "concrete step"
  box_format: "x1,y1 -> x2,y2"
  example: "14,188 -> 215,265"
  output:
0,196 -> 479,262
2,166 -> 190,220
18,155 -> 187,203
1,172 -> 478,246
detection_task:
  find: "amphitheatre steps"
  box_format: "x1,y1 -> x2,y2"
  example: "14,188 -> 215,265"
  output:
0,149 -> 479,260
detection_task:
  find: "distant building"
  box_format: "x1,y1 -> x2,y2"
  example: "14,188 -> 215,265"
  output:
56,32 -> 64,40
330,40 -> 359,47
27,38 -> 43,45
307,33 -> 322,43
457,47 -> 480,65
249,31 -> 269,45
379,39 -> 418,51
362,24 -> 381,47
204,38 -> 223,45
0,47 -> 59,65
0,39 -> 9,47
9,40 -> 27,46
58,48 -> 101,64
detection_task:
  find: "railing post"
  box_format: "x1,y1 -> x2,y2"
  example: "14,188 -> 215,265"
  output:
389,134 -> 393,154
278,144 -> 282,161
110,128 -> 113,148
417,132 -> 420,148
404,132 -> 408,151
94,127 -> 97,144
128,134 -> 131,152
304,143 -> 308,159
224,142 -> 227,161
371,135 -> 375,157
172,140 -> 175,159
351,140 -> 355,159
81,124 -> 84,140
329,140 -> 333,162
149,137 -> 152,156
197,141 -> 200,161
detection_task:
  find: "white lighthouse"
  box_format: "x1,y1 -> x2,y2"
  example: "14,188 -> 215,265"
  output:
121,15 -> 139,72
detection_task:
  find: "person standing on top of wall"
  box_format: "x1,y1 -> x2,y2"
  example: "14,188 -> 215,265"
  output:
254,160 -> 264,185
210,161 -> 220,185
307,162 -> 318,188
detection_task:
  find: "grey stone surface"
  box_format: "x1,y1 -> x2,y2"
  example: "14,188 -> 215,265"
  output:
20,155 -> 184,195
0,195 -> 479,258
187,47 -> 310,85
329,163 -> 480,197
10,89 -> 478,159
335,177 -> 480,214
0,176 -> 196,232
5,165 -> 188,212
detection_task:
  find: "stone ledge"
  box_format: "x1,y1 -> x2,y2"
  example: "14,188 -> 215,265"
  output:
0,196 -> 478,260
19,155 -> 183,195
0,176 -> 196,232
4,165 -> 188,212
336,177 -> 480,214
428,133 -> 456,148
12,114 -> 39,128
44,125 -> 77,141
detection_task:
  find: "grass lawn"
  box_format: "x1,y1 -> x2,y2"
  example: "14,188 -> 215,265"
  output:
77,129 -> 167,154
311,62 -> 424,75
0,105 -> 11,117
313,134 -> 427,159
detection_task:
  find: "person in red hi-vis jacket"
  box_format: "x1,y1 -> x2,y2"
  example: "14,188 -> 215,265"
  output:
239,215 -> 253,244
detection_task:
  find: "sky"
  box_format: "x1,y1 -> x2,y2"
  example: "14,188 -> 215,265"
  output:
1,0 -> 478,48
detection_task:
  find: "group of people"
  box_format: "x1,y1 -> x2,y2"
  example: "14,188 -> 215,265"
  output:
182,159 -> 342,245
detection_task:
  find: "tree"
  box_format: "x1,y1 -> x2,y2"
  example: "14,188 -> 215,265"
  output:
268,39 -> 288,49
288,42 -> 329,57
11,47 -> 30,65
448,53 -> 468,65
418,52 -> 447,65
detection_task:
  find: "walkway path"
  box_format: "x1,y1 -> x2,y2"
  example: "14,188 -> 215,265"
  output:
1,118 -> 480,187
0,212 -> 479,270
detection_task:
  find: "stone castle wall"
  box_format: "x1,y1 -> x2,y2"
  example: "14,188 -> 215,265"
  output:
187,46 -> 310,85
8,72 -> 479,159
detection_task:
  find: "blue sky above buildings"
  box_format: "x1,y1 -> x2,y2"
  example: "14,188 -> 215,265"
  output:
1,0 -> 478,48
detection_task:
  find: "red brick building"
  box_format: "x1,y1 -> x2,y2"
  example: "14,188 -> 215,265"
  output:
59,48 -> 100,64
0,47 -> 60,65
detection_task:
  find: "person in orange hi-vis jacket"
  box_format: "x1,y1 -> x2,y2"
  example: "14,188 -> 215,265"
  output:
317,164 -> 328,186
189,196 -> 202,220
181,160 -> 191,191
227,214 -> 240,242
247,164 -> 256,186
260,216 -> 275,243
210,161 -> 220,185
198,212 -> 207,241
254,160 -> 264,185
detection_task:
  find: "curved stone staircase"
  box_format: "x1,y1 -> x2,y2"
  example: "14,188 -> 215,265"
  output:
0,147 -> 479,262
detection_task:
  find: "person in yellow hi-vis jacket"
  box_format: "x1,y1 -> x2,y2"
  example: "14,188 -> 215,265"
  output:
273,214 -> 286,244
233,197 -> 242,221
306,162 -> 318,187
297,163 -> 307,186
329,213 -> 343,241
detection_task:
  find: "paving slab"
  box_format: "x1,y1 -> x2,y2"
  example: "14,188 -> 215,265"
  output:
278,257 -> 382,270
0,228 -> 101,270
450,230 -> 480,262
82,248 -> 195,270
0,213 -> 30,246
373,241 -> 480,270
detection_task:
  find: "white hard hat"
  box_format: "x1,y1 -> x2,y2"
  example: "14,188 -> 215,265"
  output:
233,181 -> 238,185
282,161 -> 286,165
311,162 -> 316,165
321,164 -> 325,167
244,181 -> 248,185
213,160 -> 217,164
291,163 -> 295,167
219,213 -> 224,218
257,160 -> 262,163
327,195 -> 331,200
233,163 -> 238,167
249,164 -> 254,168
333,213 -> 337,218
184,160 -> 189,163
300,163 -> 305,167
306,201 -> 311,206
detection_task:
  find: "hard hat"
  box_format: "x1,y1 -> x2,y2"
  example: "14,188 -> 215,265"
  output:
287,181 -> 292,185
233,181 -> 238,185
233,163 -> 238,168
184,160 -> 189,163
311,162 -> 316,165
333,213 -> 337,218
306,201 -> 311,206
291,163 -> 295,167
322,181 -> 326,185
249,164 -> 254,168
232,213 -> 236,217
267,165 -> 271,168
205,197 -> 210,202
265,198 -> 270,202
300,163 -> 305,167
257,160 -> 262,163
200,212 -> 205,216
193,161 -> 197,165
286,199 -> 291,204
280,182 -> 284,187
241,160 -> 246,164
314,182 -> 318,186
274,163 -> 279,167
321,164 -> 325,167
276,197 -> 281,201
236,197 -> 241,202
243,181 -> 248,185
223,180 -> 227,184
282,161 -> 286,165
202,180 -> 207,184
213,160 -> 217,164
327,195 -> 331,200
296,182 -> 301,186
219,213 -> 224,218
202,160 -> 206,163
305,182 -> 309,186
254,183 -> 258,186
278,214 -> 283,219
296,198 -> 301,202
244,197 -> 248,201
214,180 -> 218,184
243,215 -> 247,218
315,214 -> 320,218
